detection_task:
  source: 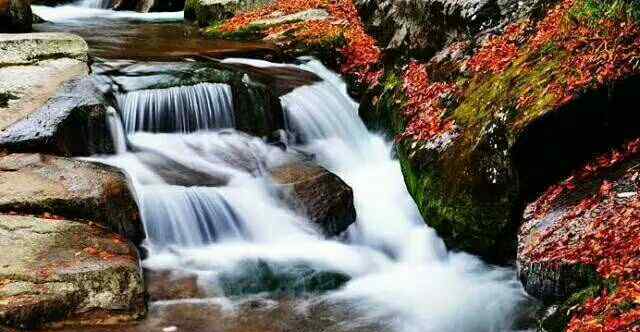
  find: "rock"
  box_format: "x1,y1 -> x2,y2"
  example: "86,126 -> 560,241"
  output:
0,58 -> 89,131
355,0 -> 550,58
0,214 -> 145,329
270,162 -> 356,236
0,0 -> 32,33
184,0 -> 274,27
145,270 -> 205,302
0,153 -> 144,244
0,33 -> 88,65
251,9 -> 329,27
0,77 -> 115,156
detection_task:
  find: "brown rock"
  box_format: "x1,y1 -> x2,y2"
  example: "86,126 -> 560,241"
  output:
0,153 -> 144,244
270,162 -> 356,236
0,214 -> 145,329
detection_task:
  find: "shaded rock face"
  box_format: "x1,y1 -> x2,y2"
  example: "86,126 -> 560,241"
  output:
0,153 -> 144,244
0,0 -> 32,33
0,214 -> 145,329
184,0 -> 275,27
0,77 -> 114,156
270,162 -> 356,237
355,0 -> 548,58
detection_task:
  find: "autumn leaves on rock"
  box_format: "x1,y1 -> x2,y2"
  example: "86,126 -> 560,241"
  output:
216,0 -> 382,85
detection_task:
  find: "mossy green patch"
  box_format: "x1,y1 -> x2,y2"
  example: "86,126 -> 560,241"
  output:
569,0 -> 640,26
206,22 -> 269,41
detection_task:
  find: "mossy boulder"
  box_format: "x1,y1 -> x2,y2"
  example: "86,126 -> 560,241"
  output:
0,153 -> 144,244
0,214 -> 145,329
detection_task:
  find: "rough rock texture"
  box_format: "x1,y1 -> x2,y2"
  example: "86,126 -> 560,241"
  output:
184,0 -> 274,27
517,149 -> 640,329
0,77 -> 115,156
0,214 -> 145,329
145,270 -> 205,301
355,0 -> 550,58
0,58 -> 89,131
0,0 -> 32,33
271,162 -> 356,236
0,153 -> 144,244
0,33 -> 88,65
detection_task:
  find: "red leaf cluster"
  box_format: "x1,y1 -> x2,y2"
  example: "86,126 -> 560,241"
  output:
530,138 -> 640,218
467,23 -> 528,74
219,0 -> 381,84
567,280 -> 640,332
399,61 -> 457,142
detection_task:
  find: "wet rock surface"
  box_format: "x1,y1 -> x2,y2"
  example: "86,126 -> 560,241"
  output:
0,77 -> 114,156
0,153 -> 144,244
145,270 -> 205,302
0,214 -> 145,329
271,161 -> 356,237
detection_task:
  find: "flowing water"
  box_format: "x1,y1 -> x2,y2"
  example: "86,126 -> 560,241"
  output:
33,5 -> 535,332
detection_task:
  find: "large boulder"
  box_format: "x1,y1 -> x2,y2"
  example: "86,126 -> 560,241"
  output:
0,214 -> 145,329
355,0 -> 550,59
184,0 -> 274,27
517,139 -> 640,330
0,33 -> 91,155
0,77 -> 114,156
270,162 -> 356,236
0,153 -> 144,244
361,0 -> 640,262
0,0 -> 32,33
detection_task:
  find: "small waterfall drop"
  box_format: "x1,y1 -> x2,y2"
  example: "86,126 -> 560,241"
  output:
97,58 -> 530,332
79,0 -> 112,8
116,83 -> 234,133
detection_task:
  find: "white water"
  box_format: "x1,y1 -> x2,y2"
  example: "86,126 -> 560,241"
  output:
99,58 -> 529,331
79,0 -> 112,9
32,5 -> 183,23
116,83 -> 234,133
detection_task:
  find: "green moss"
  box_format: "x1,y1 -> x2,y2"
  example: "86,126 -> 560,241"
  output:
569,0 -> 640,26
205,22 -> 268,41
0,91 -> 19,108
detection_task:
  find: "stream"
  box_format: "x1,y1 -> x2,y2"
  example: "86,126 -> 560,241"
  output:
33,4 -> 535,332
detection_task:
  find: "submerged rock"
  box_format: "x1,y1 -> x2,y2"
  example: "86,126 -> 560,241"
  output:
0,0 -> 32,32
0,214 -> 145,329
0,77 -> 114,156
0,153 -> 144,244
184,0 -> 274,27
145,270 -> 206,301
271,162 -> 356,237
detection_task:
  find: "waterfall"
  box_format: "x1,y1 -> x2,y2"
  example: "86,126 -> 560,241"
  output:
106,107 -> 127,154
79,0 -> 112,8
116,83 -> 234,133
98,59 -> 530,332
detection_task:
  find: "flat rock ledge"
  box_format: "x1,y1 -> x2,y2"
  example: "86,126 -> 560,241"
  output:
0,33 -> 88,65
0,214 -> 145,329
0,153 -> 144,244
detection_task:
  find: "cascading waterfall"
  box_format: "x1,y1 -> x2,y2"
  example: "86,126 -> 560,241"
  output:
100,58 -> 531,332
116,83 -> 234,133
79,0 -> 112,8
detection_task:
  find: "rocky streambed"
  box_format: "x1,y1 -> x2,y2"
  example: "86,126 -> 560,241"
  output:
1,0 -> 639,330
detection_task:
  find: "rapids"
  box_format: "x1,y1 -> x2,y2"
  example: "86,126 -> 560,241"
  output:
32,5 -> 534,331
